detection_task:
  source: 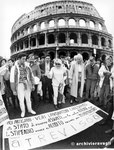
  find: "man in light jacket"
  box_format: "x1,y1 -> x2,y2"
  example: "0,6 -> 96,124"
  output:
10,53 -> 36,117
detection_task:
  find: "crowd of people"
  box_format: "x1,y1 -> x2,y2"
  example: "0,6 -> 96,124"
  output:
0,53 -> 114,120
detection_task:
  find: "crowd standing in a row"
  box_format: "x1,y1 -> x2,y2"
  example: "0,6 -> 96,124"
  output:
0,53 -> 114,119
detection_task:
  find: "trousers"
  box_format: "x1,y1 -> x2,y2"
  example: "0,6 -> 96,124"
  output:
17,82 -> 33,114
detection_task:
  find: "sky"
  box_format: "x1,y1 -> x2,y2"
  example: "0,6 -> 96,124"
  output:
0,0 -> 114,59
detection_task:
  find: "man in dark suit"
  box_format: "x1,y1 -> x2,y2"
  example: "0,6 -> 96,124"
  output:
39,55 -> 53,103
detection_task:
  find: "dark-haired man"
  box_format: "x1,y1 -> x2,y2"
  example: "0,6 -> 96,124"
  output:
85,56 -> 99,102
40,55 -> 53,103
11,53 -> 36,117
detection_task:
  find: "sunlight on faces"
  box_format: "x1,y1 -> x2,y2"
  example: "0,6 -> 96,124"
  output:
20,56 -> 26,64
45,56 -> 50,63
54,59 -> 62,68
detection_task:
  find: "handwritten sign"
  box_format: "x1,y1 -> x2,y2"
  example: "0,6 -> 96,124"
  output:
3,101 -> 103,150
0,91 -> 9,127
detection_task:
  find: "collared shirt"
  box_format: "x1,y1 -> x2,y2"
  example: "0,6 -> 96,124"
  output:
45,62 -> 50,75
19,64 -> 27,83
78,65 -> 82,82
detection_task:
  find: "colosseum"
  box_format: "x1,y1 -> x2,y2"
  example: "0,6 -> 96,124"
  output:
10,0 -> 113,61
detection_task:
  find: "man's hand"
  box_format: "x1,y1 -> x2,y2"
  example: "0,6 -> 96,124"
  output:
13,91 -> 17,96
69,79 -> 72,87
32,85 -> 35,91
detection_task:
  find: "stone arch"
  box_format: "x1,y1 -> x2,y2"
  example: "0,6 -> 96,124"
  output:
101,37 -> 106,46
40,22 -> 45,30
79,19 -> 86,27
25,39 -> 29,48
30,37 -> 36,47
70,51 -> 77,58
68,18 -> 76,26
92,35 -> 98,45
33,24 -> 37,32
26,27 -> 30,34
48,51 -> 55,60
20,42 -> 23,50
101,54 -> 106,62
47,34 -> 55,44
39,52 -> 45,59
17,31 -> 20,37
21,29 -> 24,36
49,20 -> 55,28
98,23 -> 102,30
90,20 -> 95,28
108,39 -> 112,48
39,34 -> 45,45
82,52 -> 89,61
81,34 -> 88,44
69,33 -> 77,43
58,18 -> 66,27
58,33 -> 66,43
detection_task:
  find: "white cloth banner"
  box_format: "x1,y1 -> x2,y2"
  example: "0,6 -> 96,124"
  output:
3,101 -> 103,150
0,91 -> 9,126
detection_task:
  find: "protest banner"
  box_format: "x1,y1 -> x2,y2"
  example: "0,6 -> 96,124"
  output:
0,91 -> 9,127
3,101 -> 104,150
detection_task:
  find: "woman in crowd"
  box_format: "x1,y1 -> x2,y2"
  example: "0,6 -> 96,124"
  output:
27,54 -> 41,105
48,59 -> 67,109
69,53 -> 85,104
98,56 -> 112,108
85,56 -> 99,103
0,58 -> 13,110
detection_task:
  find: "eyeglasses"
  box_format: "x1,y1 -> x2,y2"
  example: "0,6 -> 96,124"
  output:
55,63 -> 61,65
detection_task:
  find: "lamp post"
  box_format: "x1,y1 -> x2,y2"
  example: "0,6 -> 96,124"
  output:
93,48 -> 96,58
55,45 -> 59,59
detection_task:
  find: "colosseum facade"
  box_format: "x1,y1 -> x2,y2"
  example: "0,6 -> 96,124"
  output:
10,0 -> 113,61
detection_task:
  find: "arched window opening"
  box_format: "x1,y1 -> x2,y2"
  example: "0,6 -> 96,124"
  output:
49,20 -> 55,28
20,42 -> 23,50
21,30 -> 24,36
30,37 -> 36,47
81,34 -> 88,44
58,19 -> 65,27
79,19 -> 86,27
92,35 -> 98,45
69,33 -> 77,43
48,34 -> 55,44
98,23 -> 102,30
18,32 -> 20,37
68,18 -> 76,26
58,33 -> 66,43
82,52 -> 89,61
25,40 -> 29,48
27,27 -> 30,34
48,51 -> 55,60
102,55 -> 106,62
40,22 -> 45,30
17,44 -> 19,51
33,24 -> 37,32
70,52 -> 77,58
90,20 -> 95,28
108,40 -> 112,48
39,52 -> 45,59
39,34 -> 45,45
101,37 -> 105,46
